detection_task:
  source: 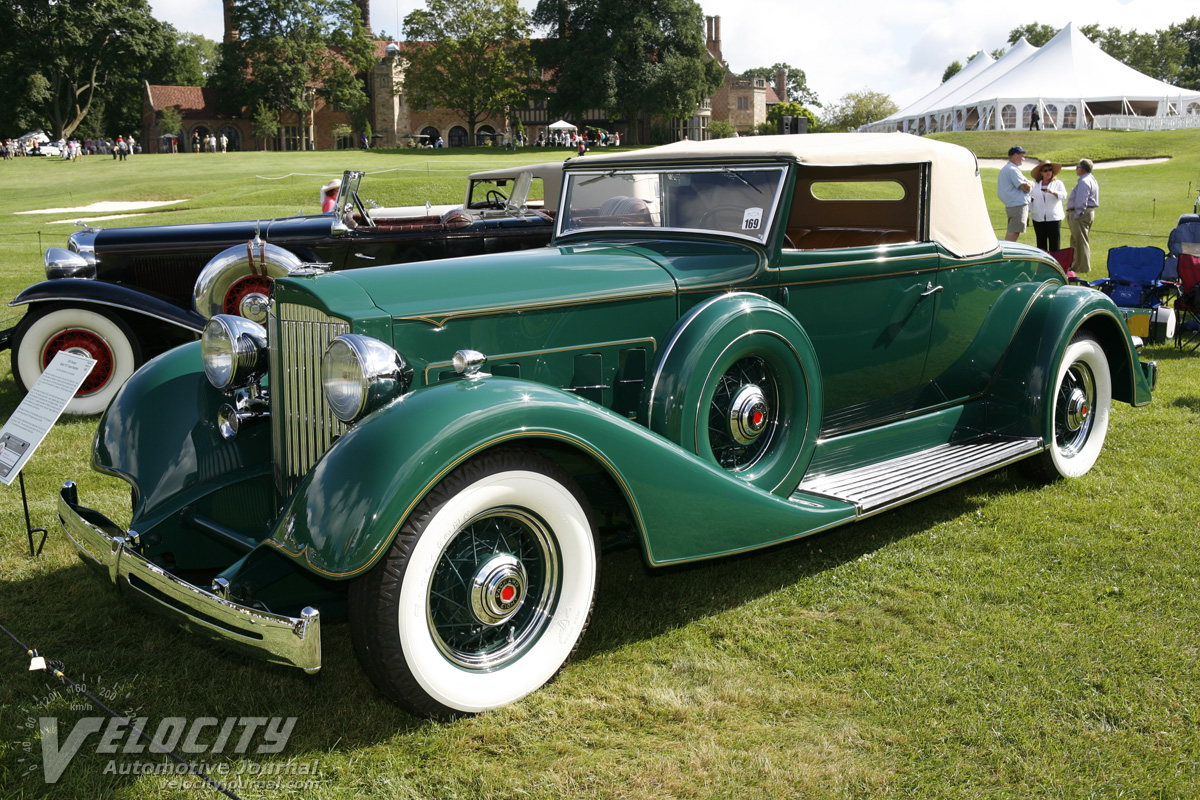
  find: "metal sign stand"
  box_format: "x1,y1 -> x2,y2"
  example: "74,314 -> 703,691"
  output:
19,472 -> 47,557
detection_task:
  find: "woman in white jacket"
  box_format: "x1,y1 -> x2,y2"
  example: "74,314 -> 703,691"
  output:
1029,161 -> 1067,253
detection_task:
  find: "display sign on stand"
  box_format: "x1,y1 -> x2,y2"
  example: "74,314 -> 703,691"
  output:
0,352 -> 96,555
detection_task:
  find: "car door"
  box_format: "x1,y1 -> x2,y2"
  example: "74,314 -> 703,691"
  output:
776,242 -> 941,435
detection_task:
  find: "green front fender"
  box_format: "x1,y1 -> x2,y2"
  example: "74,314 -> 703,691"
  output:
266,377 -> 856,577
986,284 -> 1152,438
93,342 -> 274,536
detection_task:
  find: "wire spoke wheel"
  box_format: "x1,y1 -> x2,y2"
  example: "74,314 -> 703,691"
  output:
707,355 -> 779,472
1053,358 -> 1096,457
427,508 -> 559,670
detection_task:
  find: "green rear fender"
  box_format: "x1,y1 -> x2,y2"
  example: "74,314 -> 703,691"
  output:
267,377 -> 855,577
986,284 -> 1151,438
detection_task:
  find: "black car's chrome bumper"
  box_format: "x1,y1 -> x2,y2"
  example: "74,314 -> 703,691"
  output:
58,481 -> 321,673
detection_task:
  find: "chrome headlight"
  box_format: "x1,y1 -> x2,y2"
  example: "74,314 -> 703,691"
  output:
202,315 -> 268,392
321,335 -> 410,423
44,247 -> 96,279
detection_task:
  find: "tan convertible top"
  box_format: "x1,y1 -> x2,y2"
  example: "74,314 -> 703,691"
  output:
571,133 -> 998,258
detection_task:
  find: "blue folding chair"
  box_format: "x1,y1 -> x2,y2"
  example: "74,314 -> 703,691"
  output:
1091,246 -> 1170,308
1165,217 -> 1200,281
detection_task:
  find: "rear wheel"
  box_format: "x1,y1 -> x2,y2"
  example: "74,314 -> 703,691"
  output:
1021,333 -> 1112,482
11,305 -> 142,415
349,447 -> 598,719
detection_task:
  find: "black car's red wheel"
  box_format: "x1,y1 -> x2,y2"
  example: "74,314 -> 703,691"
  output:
12,304 -> 142,415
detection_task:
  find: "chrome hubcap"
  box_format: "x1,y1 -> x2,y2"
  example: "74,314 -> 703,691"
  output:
470,554 -> 527,626
238,292 -> 271,323
728,384 -> 769,445
1056,361 -> 1096,457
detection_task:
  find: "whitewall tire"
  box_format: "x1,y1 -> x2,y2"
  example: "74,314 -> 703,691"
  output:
350,447 -> 598,718
1023,333 -> 1112,481
11,305 -> 142,416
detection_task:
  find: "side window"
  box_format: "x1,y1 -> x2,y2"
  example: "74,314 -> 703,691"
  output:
785,164 -> 925,250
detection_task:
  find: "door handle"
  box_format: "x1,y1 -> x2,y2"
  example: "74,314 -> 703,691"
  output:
920,281 -> 943,297
353,252 -> 376,260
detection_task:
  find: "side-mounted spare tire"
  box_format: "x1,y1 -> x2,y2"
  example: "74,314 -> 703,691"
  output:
192,240 -> 304,323
642,292 -> 822,496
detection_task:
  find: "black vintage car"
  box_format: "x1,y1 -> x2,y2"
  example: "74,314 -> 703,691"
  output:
2,163 -> 562,414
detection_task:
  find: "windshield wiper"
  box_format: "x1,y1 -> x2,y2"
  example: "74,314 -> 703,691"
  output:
579,170 -> 618,187
723,167 -> 762,193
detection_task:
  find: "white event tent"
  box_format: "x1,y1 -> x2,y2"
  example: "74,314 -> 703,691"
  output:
865,23 -> 1200,133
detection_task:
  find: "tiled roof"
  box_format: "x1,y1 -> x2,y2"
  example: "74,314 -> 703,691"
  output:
147,85 -> 224,118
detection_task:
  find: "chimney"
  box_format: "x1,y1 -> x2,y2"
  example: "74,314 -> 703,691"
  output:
223,0 -> 237,43
776,68 -> 788,103
714,16 -> 721,50
705,15 -> 722,61
355,0 -> 370,34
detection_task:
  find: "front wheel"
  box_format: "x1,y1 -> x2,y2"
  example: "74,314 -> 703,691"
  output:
11,304 -> 143,415
1021,333 -> 1112,482
349,447 -> 598,718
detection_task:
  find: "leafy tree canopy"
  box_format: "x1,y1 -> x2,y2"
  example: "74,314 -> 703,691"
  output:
739,63 -> 819,107
942,60 -> 962,83
821,89 -> 897,132
0,0 -> 172,139
215,0 -> 372,147
532,0 -> 725,144
403,0 -> 536,142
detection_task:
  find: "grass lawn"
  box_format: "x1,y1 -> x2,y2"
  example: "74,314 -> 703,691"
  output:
0,137 -> 1199,799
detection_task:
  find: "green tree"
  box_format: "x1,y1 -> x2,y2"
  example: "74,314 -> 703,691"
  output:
218,0 -> 370,150
707,119 -> 735,139
1174,16 -> 1200,90
403,0 -> 536,145
0,0 -> 165,138
942,60 -> 962,83
532,0 -> 725,144
1007,23 -> 1058,47
250,100 -> 280,150
765,101 -> 817,132
739,63 -> 819,106
821,89 -> 897,132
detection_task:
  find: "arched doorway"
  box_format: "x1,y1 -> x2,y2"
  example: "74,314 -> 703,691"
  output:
420,126 -> 440,146
218,126 -> 241,152
189,126 -> 211,153
475,125 -> 496,146
448,126 -> 467,147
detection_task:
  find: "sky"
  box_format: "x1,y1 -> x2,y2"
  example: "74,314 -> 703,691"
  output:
148,0 -> 1198,111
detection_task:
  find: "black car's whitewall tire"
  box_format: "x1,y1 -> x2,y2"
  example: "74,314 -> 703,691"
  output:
350,447 -> 598,719
1023,333 -> 1112,482
11,304 -> 142,416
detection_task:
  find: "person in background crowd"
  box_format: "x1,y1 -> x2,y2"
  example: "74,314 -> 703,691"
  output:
193,131 -> 201,153
320,178 -> 341,213
997,145 -> 1032,243
1028,160 -> 1067,253
1029,106 -> 1040,131
1067,158 -> 1100,273
220,133 -> 228,153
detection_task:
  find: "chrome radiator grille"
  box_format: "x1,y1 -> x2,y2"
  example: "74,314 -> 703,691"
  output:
269,302 -> 350,495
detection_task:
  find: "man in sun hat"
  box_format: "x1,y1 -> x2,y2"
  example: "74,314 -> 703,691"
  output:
997,145 -> 1033,242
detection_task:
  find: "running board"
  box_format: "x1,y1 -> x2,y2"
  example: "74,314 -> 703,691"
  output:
797,436 -> 1044,517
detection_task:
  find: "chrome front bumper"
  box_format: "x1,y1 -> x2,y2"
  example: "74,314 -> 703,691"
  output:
58,481 -> 321,673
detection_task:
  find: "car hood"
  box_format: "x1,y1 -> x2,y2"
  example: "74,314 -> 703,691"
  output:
94,214 -> 334,254
330,238 -> 763,321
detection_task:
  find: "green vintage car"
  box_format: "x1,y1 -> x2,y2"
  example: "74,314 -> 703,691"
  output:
60,134 -> 1155,718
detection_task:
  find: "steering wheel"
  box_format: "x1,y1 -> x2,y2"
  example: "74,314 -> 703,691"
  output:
699,205 -> 746,231
353,192 -> 376,228
485,189 -> 507,209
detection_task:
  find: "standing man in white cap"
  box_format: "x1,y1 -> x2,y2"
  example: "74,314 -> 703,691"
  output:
997,145 -> 1033,243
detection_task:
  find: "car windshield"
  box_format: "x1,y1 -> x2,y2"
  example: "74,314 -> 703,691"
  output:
557,166 -> 787,243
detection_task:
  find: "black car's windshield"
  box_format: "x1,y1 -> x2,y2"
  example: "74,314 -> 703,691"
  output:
558,166 -> 786,243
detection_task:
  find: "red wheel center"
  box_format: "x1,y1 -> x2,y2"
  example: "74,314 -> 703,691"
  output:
43,329 -> 114,395
499,585 -> 517,604
751,409 -> 764,427
224,275 -> 274,317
